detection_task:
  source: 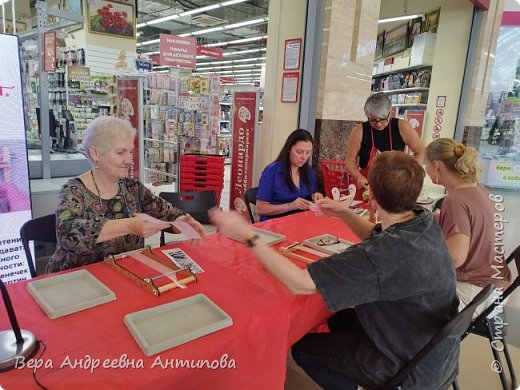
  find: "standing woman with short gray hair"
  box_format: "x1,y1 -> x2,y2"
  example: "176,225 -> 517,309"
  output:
46,116 -> 205,273
344,93 -> 425,199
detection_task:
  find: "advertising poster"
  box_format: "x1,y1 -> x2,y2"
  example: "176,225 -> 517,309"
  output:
230,91 -> 258,217
405,110 -> 426,138
482,160 -> 520,189
159,34 -> 196,68
116,78 -> 140,179
0,34 -> 33,282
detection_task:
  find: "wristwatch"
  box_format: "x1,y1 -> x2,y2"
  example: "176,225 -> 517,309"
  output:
244,233 -> 260,248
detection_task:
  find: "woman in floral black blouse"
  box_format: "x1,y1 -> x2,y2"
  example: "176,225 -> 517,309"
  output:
46,116 -> 205,272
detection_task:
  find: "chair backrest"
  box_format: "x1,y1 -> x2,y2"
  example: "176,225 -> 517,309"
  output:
244,187 -> 258,223
382,284 -> 495,390
474,245 -> 520,321
19,214 -> 57,278
432,196 -> 446,212
159,190 -> 217,225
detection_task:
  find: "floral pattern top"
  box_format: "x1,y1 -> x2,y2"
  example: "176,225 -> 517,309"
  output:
46,177 -> 184,272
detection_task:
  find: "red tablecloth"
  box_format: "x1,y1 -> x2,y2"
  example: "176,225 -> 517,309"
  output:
0,212 -> 359,390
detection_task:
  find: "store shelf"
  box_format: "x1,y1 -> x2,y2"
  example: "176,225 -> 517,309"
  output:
220,102 -> 231,106
218,133 -> 232,137
393,103 -> 427,108
373,87 -> 429,94
372,64 -> 433,78
143,137 -> 178,145
143,167 -> 177,178
220,120 -> 230,123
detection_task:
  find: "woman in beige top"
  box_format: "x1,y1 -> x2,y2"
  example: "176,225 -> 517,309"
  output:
424,138 -> 511,314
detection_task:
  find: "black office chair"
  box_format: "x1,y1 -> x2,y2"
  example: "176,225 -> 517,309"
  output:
432,196 -> 446,212
244,186 -> 258,223
382,284 -> 495,390
159,190 -> 217,246
19,214 -> 57,278
462,245 -> 520,390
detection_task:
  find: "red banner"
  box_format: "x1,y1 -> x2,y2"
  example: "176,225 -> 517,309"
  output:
159,34 -> 197,68
44,32 -> 56,72
220,77 -> 236,84
196,46 -> 223,58
116,78 -> 140,179
230,91 -> 258,216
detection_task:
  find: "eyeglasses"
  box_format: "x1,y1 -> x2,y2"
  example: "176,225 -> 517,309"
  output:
317,236 -> 341,246
368,117 -> 389,124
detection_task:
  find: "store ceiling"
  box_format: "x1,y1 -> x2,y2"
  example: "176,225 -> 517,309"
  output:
136,0 -> 270,82
135,0 -> 441,83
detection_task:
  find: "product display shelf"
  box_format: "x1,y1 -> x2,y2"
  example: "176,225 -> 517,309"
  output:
217,94 -> 233,159
371,63 -> 432,117
143,73 -> 180,188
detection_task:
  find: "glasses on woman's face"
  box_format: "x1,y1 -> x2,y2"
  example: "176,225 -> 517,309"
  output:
368,116 -> 389,125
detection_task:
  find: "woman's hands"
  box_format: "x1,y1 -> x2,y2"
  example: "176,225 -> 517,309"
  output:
175,214 -> 206,245
311,192 -> 324,202
315,198 -> 350,219
356,175 -> 368,191
130,214 -> 172,238
209,209 -> 252,242
290,197 -> 314,211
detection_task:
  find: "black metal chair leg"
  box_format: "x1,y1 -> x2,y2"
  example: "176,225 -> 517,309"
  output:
452,378 -> 460,390
485,321 -> 509,390
501,341 -> 517,389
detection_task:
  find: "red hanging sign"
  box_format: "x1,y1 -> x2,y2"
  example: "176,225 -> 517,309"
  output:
230,91 -> 258,216
159,34 -> 197,68
196,46 -> 224,58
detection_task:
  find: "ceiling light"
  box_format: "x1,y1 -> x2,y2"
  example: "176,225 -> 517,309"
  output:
221,0 -> 249,6
137,0 -> 249,30
224,18 -> 267,29
378,14 -> 423,24
205,35 -> 267,48
179,17 -> 267,37
196,63 -> 264,71
223,48 -> 266,56
137,38 -> 160,47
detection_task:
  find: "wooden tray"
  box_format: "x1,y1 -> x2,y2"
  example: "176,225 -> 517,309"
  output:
27,269 -> 116,319
303,234 -> 354,255
124,294 -> 233,356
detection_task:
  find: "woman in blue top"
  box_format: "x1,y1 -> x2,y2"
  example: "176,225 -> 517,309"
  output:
256,129 -> 323,221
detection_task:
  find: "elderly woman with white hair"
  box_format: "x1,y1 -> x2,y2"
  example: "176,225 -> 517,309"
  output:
344,93 -> 425,198
46,116 -> 205,273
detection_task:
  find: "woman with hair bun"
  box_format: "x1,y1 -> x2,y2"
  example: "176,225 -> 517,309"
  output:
424,138 -> 511,314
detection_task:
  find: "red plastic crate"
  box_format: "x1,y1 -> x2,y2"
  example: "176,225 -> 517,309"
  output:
180,155 -> 225,205
319,160 -> 351,199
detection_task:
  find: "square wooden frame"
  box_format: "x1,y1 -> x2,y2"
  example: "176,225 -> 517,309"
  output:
375,32 -> 384,60
383,23 -> 408,57
87,0 -> 135,39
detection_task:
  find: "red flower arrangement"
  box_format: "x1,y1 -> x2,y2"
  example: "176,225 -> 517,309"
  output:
90,2 -> 133,37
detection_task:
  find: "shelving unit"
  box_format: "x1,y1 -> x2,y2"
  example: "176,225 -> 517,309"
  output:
218,94 -> 233,161
371,64 -> 432,118
142,73 -> 179,188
